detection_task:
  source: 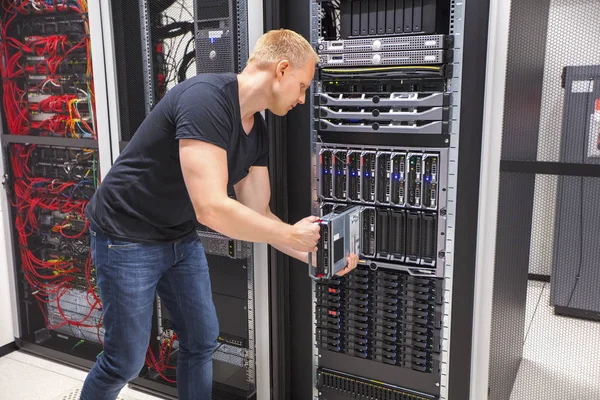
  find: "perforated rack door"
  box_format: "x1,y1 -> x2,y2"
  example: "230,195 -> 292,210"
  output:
490,0 -> 600,399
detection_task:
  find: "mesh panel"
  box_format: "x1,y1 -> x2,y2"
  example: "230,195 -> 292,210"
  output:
112,0 -> 244,140
502,0 -> 600,162
110,1 -> 145,141
500,0 -> 551,161
510,177 -> 600,400
492,1 -> 600,398
511,280 -> 600,399
213,343 -> 247,367
111,0 -> 197,141
490,172 -> 533,400
529,174 -> 558,276
537,2 -> 600,163
157,1 -> 198,94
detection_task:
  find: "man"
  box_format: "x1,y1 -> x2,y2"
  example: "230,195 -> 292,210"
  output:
80,29 -> 359,400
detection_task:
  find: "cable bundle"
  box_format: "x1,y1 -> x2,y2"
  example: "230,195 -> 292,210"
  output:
146,334 -> 178,383
0,0 -> 96,138
10,143 -> 101,340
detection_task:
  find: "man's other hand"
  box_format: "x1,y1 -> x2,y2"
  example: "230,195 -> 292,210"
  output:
336,253 -> 359,276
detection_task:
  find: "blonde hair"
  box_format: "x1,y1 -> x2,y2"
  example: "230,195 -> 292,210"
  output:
248,29 -> 319,69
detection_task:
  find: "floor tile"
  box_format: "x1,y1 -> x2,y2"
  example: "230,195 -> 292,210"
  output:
6,350 -> 88,381
120,386 -> 166,400
3,351 -> 164,399
511,283 -> 600,399
49,386 -> 164,400
0,357 -> 81,400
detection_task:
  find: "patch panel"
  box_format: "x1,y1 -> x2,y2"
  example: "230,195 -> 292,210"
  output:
6,142 -> 101,359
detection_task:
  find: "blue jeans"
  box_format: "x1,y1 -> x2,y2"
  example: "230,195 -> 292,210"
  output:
80,225 -> 219,400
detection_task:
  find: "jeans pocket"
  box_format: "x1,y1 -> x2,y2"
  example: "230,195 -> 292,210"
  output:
108,237 -> 143,249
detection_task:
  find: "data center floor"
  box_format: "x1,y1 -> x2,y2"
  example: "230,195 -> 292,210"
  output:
0,351 -> 162,400
1,279 -> 598,400
510,280 -> 600,400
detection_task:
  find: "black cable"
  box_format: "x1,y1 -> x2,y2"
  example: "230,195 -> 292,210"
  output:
321,1 -> 337,39
178,50 -> 195,83
154,21 -> 194,39
169,31 -> 192,83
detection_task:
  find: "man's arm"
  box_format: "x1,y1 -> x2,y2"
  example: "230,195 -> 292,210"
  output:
180,139 -> 319,252
234,165 -> 360,277
234,165 -> 309,263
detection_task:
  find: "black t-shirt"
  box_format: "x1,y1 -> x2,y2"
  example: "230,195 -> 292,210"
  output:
85,73 -> 269,242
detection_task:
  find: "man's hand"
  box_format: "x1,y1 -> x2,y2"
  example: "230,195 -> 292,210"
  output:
336,253 -> 360,276
289,216 -> 321,253
310,251 -> 360,276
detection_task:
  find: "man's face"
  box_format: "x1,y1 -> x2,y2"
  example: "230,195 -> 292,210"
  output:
270,58 -> 315,116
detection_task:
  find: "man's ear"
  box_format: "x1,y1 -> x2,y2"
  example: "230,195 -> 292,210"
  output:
275,60 -> 290,79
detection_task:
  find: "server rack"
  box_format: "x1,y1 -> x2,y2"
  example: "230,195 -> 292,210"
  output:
1,2 -> 270,400
0,0 -> 114,370
310,1 -> 455,398
276,0 -> 491,399
104,1 -> 269,399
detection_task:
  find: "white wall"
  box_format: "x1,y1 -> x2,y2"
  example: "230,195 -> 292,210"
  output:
529,0 -> 600,275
